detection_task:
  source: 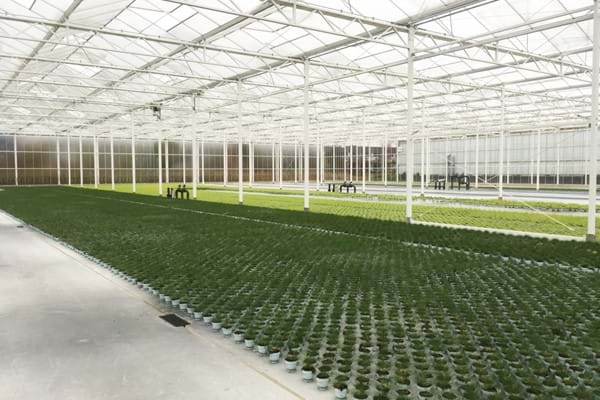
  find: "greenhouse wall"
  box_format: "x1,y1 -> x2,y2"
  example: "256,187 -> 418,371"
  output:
0,130 -> 598,186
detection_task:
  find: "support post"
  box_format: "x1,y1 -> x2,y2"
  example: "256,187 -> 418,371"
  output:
79,135 -> 83,187
444,138 -> 449,188
556,128 -> 560,185
499,87 -> 505,199
272,141 -> 275,183
158,137 -> 163,196
420,102 -> 425,196
192,136 -> 197,199
587,0 -> 600,241
67,135 -> 71,186
93,136 -> 99,189
332,145 -> 336,181
484,135 -> 488,184
223,140 -> 228,186
56,136 -> 61,185
303,59 -> 310,211
294,140 -> 297,183
475,132 -> 479,189
278,126 -> 283,189
406,26 -> 415,223
343,145 -> 347,181
110,136 -> 115,190
13,134 -> 18,186
349,138 -> 353,181
249,140 -> 254,188
384,137 -> 388,186
362,109 -> 366,194
131,133 -> 136,193
182,137 -> 186,185
237,81 -> 243,205
201,135 -> 205,184
165,139 -> 169,184
536,129 -> 541,191
368,143 -> 371,182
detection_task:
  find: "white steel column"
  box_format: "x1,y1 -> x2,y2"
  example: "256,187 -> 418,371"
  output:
484,135 -> 488,184
13,134 -> 18,186
316,135 -> 320,191
536,129 -> 541,191
368,143 -> 371,182
343,145 -> 347,181
349,139 -> 353,181
67,135 -> 71,186
332,145 -> 336,181
201,135 -> 205,184
79,135 -> 83,187
158,138 -> 163,196
587,0 -> 600,241
362,109 -> 366,194
425,137 -> 430,187
182,138 -> 186,185
56,136 -> 61,185
463,136 -> 468,177
237,80 -> 243,205
475,133 -> 479,189
131,133 -> 136,193
444,138 -> 449,188
165,139 -> 169,184
383,137 -> 388,186
93,136 -> 99,189
529,133 -> 534,185
271,141 -> 275,183
406,26 -> 415,223
223,140 -> 228,186
278,127 -> 283,189
110,136 -> 115,190
249,140 -> 254,188
420,102 -> 425,196
506,135 -> 510,185
303,59 -> 310,211
294,140 -> 298,183
498,88 -> 505,199
192,136 -> 197,199
556,129 -> 560,185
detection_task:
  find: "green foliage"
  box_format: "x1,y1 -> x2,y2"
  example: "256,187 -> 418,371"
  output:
1,186 -> 599,398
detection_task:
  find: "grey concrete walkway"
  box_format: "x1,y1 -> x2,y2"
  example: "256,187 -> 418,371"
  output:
0,211 -> 328,400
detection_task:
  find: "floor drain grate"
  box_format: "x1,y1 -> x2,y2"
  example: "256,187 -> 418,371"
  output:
159,313 -> 190,327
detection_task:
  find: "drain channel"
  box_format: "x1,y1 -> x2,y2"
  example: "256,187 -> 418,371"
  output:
159,313 -> 190,327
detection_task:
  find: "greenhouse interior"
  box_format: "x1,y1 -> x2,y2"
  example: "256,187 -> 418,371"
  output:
0,0 -> 599,399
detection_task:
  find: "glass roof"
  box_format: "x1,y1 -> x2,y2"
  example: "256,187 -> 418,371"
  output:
0,0 -> 596,142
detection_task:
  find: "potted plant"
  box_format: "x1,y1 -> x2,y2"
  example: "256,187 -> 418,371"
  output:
301,365 -> 315,382
284,354 -> 298,372
221,321 -> 233,336
269,347 -> 281,363
233,329 -> 244,343
244,332 -> 255,349
316,372 -> 329,391
256,340 -> 268,355
333,382 -> 348,399
211,318 -> 222,330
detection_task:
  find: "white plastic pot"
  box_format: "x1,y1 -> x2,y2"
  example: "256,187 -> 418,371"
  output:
269,352 -> 281,363
171,299 -> 180,307
193,312 -> 203,320
202,315 -> 213,324
244,339 -> 254,349
257,345 -> 268,355
221,327 -> 232,336
186,307 -> 194,314
233,332 -> 244,343
284,359 -> 298,372
316,376 -> 329,391
334,387 -> 348,399
178,303 -> 187,311
301,369 -> 314,382
211,321 -> 222,330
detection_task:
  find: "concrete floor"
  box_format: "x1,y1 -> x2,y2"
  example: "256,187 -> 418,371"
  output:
0,211 -> 329,400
